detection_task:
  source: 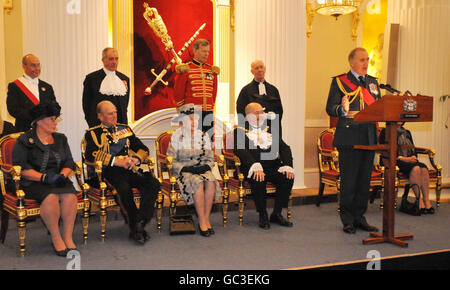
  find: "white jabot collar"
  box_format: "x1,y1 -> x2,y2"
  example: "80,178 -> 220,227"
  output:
100,68 -> 127,96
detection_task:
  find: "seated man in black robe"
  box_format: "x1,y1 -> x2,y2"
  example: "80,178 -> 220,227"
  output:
233,102 -> 294,230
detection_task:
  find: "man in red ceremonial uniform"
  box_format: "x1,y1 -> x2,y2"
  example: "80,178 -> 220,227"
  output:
173,39 -> 219,138
326,47 -> 381,235
7,54 -> 57,132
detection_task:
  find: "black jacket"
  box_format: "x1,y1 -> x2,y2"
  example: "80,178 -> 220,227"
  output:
0,121 -> 16,138
325,71 -> 381,148
233,125 -> 293,178
6,79 -> 56,132
82,69 -> 130,127
12,130 -> 75,186
84,124 -> 148,167
237,80 -> 283,119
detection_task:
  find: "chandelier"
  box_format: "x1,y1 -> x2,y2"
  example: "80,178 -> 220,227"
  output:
314,0 -> 362,19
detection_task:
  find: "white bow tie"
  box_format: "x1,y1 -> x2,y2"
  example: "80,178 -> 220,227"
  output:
258,82 -> 267,95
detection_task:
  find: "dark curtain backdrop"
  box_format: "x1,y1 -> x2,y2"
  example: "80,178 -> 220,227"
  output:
133,0 -> 214,120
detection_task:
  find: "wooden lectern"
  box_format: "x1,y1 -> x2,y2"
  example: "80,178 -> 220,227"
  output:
354,94 -> 433,247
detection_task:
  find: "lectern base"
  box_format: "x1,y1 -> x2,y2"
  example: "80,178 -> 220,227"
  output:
363,232 -> 413,248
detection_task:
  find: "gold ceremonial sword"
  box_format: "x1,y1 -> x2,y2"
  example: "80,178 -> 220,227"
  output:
144,22 -> 207,95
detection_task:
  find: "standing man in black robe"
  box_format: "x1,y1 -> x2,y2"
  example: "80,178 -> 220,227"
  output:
82,47 -> 130,128
236,60 -> 284,134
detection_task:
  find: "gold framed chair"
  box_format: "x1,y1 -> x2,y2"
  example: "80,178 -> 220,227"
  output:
316,128 -> 385,210
316,128 -> 340,207
222,131 -> 292,226
382,147 -> 442,209
155,130 -> 229,226
0,133 -> 90,256
80,138 -> 163,241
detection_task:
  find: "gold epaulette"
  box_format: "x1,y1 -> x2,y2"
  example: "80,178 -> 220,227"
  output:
175,63 -> 191,74
86,124 -> 102,132
332,73 -> 346,79
211,65 -> 220,75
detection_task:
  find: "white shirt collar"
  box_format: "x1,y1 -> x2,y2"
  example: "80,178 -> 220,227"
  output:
23,74 -> 39,85
103,67 -> 117,76
351,69 -> 366,80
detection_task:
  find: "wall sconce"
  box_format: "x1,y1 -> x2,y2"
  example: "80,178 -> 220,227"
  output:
3,0 -> 13,14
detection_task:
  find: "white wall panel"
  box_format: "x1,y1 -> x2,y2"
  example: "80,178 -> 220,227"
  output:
387,0 -> 450,181
235,0 -> 306,188
21,0 -> 109,162
0,7 -> 6,122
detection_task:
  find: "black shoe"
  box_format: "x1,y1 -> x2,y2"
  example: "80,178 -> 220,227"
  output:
53,247 -> 69,257
259,211 -> 270,230
356,221 -> 379,232
198,224 -> 211,237
423,207 -> 435,214
130,221 -> 147,245
136,220 -> 150,241
129,231 -> 146,244
343,224 -> 356,234
269,213 -> 293,227
208,227 -> 215,235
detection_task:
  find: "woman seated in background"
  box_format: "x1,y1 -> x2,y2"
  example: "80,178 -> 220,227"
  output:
12,102 -> 79,256
379,122 -> 434,214
167,104 -> 221,237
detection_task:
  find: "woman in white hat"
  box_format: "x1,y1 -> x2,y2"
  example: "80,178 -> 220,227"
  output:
167,104 -> 221,237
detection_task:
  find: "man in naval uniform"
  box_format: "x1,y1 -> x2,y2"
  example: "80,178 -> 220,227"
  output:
236,60 -> 284,136
326,47 -> 381,234
173,39 -> 220,138
233,102 -> 294,230
84,101 -> 160,244
82,47 -> 130,128
7,54 -> 57,132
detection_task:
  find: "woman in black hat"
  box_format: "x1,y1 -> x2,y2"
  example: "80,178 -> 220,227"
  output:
12,102 -> 79,256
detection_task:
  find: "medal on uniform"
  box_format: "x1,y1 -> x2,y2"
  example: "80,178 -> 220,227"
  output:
369,83 -> 379,95
111,130 -> 119,144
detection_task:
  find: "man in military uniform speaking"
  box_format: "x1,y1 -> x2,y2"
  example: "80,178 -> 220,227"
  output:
173,39 -> 220,137
326,47 -> 380,235
84,101 -> 160,244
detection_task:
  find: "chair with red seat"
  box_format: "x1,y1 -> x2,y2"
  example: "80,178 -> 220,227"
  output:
222,131 -> 292,226
80,138 -> 163,241
155,130 -> 229,226
316,128 -> 384,209
316,128 -> 340,207
384,147 -> 442,209
0,133 -> 90,256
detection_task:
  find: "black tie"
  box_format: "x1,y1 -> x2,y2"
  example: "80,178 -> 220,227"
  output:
359,76 -> 366,87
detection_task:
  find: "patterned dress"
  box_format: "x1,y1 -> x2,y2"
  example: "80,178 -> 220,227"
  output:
167,128 -> 221,205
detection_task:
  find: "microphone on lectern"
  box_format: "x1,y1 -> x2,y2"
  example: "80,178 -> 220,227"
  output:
380,83 -> 401,94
